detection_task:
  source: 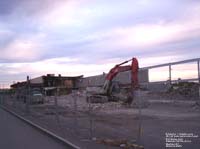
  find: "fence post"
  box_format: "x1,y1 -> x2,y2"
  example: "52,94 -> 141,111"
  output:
0,86 -> 2,105
12,89 -> 16,108
169,64 -> 172,85
2,89 -> 4,105
73,90 -> 78,135
135,89 -> 142,145
55,88 -> 59,122
26,76 -> 30,114
197,60 -> 200,99
0,88 -> 3,105
88,96 -> 94,140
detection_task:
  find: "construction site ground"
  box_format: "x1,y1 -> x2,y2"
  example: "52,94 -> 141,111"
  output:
3,91 -> 200,149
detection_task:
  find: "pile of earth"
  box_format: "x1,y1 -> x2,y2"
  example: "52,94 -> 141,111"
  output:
168,82 -> 199,98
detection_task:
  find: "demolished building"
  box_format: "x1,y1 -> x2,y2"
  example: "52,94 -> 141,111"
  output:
11,74 -> 83,96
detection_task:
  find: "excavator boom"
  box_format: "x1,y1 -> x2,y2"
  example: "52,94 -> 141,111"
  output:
103,57 -> 139,95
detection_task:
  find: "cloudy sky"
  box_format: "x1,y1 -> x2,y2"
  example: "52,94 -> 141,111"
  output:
0,0 -> 200,87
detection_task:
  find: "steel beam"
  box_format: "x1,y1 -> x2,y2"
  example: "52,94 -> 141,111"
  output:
141,58 -> 200,70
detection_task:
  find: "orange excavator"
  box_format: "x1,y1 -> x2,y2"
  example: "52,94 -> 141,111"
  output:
87,57 -> 139,104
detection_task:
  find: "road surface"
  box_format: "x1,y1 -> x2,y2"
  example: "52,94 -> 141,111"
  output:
0,108 -> 73,149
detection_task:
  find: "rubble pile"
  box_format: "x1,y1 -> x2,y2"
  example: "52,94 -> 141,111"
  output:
168,82 -> 199,98
44,90 -> 151,114
57,93 -> 88,111
90,101 -> 124,111
46,93 -> 127,112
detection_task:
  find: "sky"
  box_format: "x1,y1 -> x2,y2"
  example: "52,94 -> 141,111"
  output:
0,0 -> 200,87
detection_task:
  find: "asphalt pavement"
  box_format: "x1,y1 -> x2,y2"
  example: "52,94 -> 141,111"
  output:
0,108 -> 72,149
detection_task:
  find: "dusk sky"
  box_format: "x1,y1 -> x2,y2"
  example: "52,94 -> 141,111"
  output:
0,0 -> 200,87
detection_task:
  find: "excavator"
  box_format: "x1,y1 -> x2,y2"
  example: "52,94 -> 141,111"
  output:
87,57 -> 139,104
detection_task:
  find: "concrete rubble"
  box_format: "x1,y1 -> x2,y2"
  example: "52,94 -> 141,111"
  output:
168,82 -> 199,98
45,90 -> 151,113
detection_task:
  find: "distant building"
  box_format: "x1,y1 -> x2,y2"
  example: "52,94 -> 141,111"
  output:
10,74 -> 83,96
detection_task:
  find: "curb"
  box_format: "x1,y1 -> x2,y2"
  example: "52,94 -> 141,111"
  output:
0,105 -> 80,149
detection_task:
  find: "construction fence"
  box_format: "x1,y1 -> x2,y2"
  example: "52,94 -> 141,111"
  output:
0,58 -> 199,148
0,86 -> 144,149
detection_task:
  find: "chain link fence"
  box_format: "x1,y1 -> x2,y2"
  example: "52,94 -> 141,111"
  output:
0,81 -> 143,149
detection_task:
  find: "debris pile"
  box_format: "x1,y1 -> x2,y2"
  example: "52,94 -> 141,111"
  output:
168,82 -> 199,98
45,90 -> 150,113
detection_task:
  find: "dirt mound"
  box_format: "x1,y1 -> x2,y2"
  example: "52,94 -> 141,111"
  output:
168,82 -> 199,98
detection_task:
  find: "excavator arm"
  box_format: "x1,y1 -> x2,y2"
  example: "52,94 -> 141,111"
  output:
102,58 -> 139,95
